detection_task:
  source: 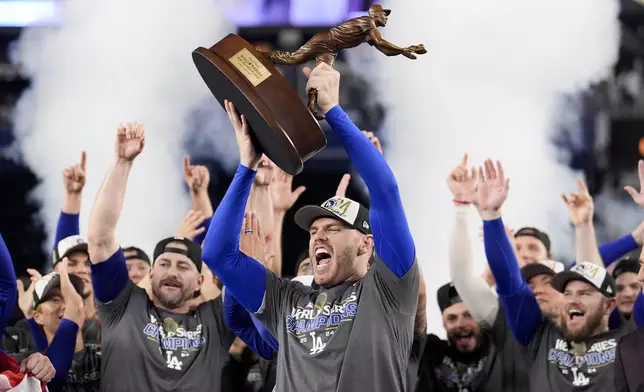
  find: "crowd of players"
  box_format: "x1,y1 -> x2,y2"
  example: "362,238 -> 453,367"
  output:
0,62 -> 644,391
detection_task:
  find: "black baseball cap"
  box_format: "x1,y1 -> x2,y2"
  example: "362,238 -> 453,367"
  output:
521,260 -> 565,281
123,246 -> 151,265
52,235 -> 88,267
552,262 -> 616,298
612,257 -> 640,279
153,237 -> 203,272
33,272 -> 86,309
514,227 -> 551,253
437,282 -> 462,313
294,196 -> 371,234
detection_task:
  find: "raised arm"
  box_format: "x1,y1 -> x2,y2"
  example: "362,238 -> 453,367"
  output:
305,63 -> 415,278
0,235 -> 17,334
472,159 -> 542,345
87,123 -> 144,302
562,179 -> 604,266
183,156 -> 213,246
202,100 -> 267,313
447,155 -> 500,327
54,151 -> 87,248
367,28 -> 425,59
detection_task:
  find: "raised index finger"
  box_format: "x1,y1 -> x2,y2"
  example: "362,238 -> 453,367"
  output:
80,151 -> 87,171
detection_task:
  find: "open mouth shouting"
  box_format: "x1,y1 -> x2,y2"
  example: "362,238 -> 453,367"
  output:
314,247 -> 332,272
452,329 -> 477,351
566,308 -> 586,328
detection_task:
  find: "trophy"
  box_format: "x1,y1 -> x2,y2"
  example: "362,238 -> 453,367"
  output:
192,4 -> 426,175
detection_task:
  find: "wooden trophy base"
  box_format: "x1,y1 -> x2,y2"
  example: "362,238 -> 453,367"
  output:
192,34 -> 326,175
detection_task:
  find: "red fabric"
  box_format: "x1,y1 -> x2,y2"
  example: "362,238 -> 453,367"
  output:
0,352 -> 46,392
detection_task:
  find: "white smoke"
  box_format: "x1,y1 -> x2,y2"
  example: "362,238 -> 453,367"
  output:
379,0 -> 620,336
11,0 -> 231,256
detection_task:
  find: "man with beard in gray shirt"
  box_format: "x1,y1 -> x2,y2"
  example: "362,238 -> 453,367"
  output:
203,63 -> 418,392
87,122 -> 234,392
475,158 -> 644,391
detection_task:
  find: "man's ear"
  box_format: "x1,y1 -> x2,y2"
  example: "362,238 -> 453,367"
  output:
358,234 -> 374,256
605,297 -> 617,316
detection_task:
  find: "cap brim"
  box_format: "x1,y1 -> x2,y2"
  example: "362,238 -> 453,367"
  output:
294,205 -> 344,232
552,271 -> 598,294
60,243 -> 88,260
521,263 -> 556,281
384,9 -> 391,15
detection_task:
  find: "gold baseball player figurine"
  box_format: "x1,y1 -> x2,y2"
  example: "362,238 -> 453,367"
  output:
256,4 -> 427,119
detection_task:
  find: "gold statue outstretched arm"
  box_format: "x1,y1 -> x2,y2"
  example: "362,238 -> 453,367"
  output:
368,28 -> 426,60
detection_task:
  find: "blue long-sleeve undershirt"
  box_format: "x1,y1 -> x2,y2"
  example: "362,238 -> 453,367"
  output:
598,234 -> 638,267
26,318 -> 48,351
54,212 -> 80,250
46,318 -> 79,386
325,106 -> 415,278
632,291 -> 644,328
484,218 -> 542,345
0,235 -> 16,336
223,289 -> 277,360
569,233 -> 638,269
202,165 -> 267,313
90,249 -> 129,303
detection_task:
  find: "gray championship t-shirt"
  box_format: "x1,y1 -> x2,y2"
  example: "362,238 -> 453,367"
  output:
526,317 -> 636,391
98,282 -> 234,392
254,256 -> 419,392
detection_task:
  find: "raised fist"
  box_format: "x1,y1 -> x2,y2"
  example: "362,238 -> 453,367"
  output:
115,122 -> 145,161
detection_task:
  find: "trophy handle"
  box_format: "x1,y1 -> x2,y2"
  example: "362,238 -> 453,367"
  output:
307,89 -> 325,120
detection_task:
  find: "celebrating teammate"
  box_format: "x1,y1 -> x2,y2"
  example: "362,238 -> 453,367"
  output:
203,62 -> 418,392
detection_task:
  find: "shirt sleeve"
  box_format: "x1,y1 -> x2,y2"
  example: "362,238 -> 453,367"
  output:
569,233 -> 638,268
92,250 -> 134,328
53,211 -> 80,250
0,235 -> 17,336
483,217 -> 542,345
223,288 -> 277,360
26,318 -> 48,351
325,106 -> 416,279
45,318 -> 79,383
90,248 -> 130,304
201,165 -> 268,314
631,291 -> 644,328
449,205 -> 499,327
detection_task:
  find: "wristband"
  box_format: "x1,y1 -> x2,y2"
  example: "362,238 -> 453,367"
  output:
453,200 -> 472,205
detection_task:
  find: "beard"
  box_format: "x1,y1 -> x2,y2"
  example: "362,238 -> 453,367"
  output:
151,277 -> 192,310
561,306 -> 604,343
447,326 -> 481,353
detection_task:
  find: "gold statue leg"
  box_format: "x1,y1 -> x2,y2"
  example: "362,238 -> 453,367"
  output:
307,54 -> 337,121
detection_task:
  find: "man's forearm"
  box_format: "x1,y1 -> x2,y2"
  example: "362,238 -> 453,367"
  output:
376,38 -> 404,52
414,277 -> 427,335
483,217 -> 541,345
202,165 -> 267,313
191,190 -> 214,218
575,224 -> 604,266
247,185 -> 274,243
87,160 -> 132,263
450,206 -> 499,327
62,193 -> 82,215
